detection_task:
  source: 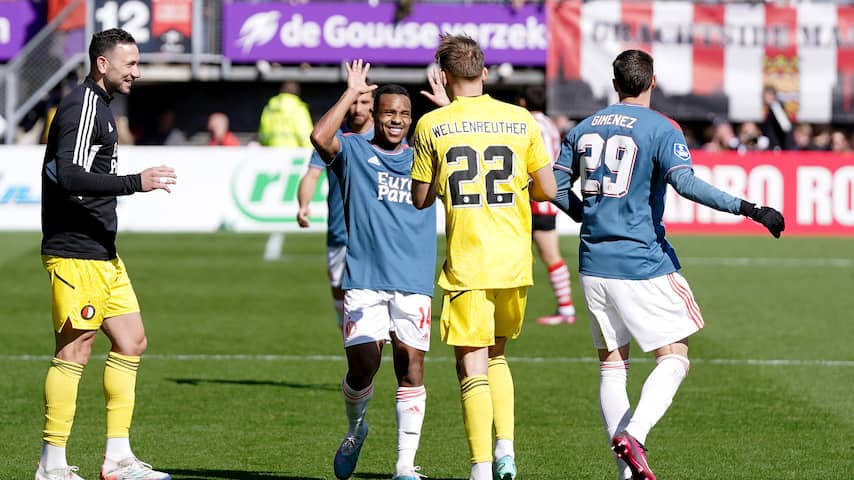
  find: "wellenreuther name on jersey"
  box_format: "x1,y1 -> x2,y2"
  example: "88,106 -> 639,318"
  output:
590,114 -> 637,128
431,120 -> 528,138
377,171 -> 412,204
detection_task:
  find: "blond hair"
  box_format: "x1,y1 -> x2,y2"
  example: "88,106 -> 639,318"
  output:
435,33 -> 484,80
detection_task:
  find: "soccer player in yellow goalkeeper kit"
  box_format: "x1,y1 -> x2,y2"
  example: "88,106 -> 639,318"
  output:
410,34 -> 556,480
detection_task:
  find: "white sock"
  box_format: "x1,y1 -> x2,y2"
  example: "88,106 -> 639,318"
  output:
626,354 -> 690,445
104,437 -> 134,462
40,443 -> 67,471
600,360 -> 632,480
558,303 -> 576,317
470,461 -> 493,480
395,385 -> 426,474
342,378 -> 373,435
494,438 -> 515,460
334,299 -> 345,330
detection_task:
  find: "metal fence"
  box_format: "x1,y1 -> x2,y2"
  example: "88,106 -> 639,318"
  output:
1,0 -> 88,144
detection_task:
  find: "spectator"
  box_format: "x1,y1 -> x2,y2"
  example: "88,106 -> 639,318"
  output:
395,0 -> 414,22
831,130 -> 851,153
703,118 -> 739,152
761,85 -> 793,150
792,123 -> 814,150
258,81 -> 313,147
737,121 -> 769,152
811,124 -> 832,151
207,112 -> 240,146
141,109 -> 186,145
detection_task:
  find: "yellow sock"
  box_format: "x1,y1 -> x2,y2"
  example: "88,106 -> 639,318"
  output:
44,358 -> 84,447
460,375 -> 492,464
488,355 -> 515,442
103,352 -> 140,438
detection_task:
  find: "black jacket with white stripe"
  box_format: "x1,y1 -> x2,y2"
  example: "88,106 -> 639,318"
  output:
41,77 -> 142,260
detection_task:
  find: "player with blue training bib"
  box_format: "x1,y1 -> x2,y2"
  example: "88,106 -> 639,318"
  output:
552,49 -> 785,480
310,59 -> 437,480
297,89 -> 375,330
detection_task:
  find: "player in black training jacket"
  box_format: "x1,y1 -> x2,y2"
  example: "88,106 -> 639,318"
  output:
36,28 -> 175,480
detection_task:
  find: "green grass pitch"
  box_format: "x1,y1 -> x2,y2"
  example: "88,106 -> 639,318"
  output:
0,232 -> 852,479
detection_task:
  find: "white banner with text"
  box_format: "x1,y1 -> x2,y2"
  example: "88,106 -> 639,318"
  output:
2,146 -> 850,236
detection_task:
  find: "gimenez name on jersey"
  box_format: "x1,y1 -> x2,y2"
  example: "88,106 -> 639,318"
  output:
377,171 -> 412,204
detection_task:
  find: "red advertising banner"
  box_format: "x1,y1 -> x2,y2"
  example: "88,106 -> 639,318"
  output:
49,0 -> 86,31
152,0 -> 191,37
92,0 -> 191,54
664,151 -> 854,236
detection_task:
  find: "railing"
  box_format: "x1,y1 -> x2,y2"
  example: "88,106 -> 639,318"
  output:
1,0 -> 88,144
1,0 -> 551,143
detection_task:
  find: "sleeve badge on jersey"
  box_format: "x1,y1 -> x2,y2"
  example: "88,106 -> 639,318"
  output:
674,143 -> 691,161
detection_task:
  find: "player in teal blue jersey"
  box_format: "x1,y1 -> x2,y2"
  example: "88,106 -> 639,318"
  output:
552,50 -> 784,480
297,90 -> 374,329
311,59 -> 438,480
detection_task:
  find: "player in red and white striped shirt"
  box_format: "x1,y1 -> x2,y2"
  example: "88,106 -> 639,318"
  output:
519,86 -> 576,325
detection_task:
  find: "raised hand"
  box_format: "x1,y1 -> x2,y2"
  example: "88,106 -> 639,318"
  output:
420,64 -> 450,107
344,59 -> 378,96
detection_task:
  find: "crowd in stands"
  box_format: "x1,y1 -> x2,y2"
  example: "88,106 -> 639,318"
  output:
9,74 -> 854,154
683,119 -> 852,154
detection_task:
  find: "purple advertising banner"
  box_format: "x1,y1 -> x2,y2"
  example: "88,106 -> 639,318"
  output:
0,1 -> 41,61
223,2 -> 546,66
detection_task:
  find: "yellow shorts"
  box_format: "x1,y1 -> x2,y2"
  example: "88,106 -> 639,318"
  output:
42,256 -> 140,332
440,287 -> 528,347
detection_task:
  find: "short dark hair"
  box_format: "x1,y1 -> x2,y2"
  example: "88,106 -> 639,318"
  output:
89,28 -> 136,66
373,84 -> 410,114
612,49 -> 654,98
520,85 -> 547,112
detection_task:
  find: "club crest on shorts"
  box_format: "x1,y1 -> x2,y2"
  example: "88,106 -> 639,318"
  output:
81,305 -> 96,320
344,318 -> 357,339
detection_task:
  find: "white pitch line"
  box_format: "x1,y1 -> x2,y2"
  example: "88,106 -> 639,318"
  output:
1,354 -> 852,367
681,256 -> 853,267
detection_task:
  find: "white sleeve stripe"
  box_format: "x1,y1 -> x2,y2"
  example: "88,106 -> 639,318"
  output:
84,144 -> 100,172
79,91 -> 98,166
72,90 -> 94,166
72,89 -> 97,167
71,91 -> 88,166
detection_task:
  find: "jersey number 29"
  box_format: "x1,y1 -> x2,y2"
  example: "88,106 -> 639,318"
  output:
577,133 -> 638,198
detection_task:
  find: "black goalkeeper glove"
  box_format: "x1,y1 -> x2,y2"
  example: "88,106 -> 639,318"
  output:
567,191 -> 583,223
739,200 -> 785,238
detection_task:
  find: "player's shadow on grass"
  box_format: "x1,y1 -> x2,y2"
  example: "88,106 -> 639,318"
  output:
167,468 -> 323,479
355,474 -> 465,480
167,378 -> 338,391
168,470 -> 464,480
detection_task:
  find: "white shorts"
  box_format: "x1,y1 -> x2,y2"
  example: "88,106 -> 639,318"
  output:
327,245 -> 347,288
342,289 -> 432,351
580,272 -> 704,353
